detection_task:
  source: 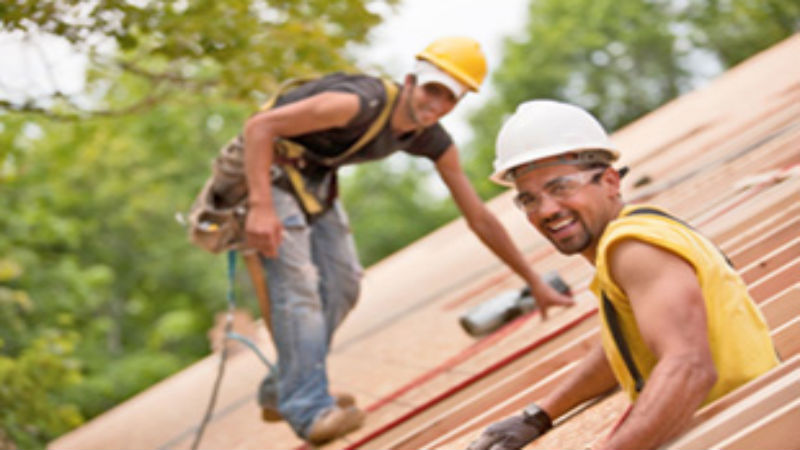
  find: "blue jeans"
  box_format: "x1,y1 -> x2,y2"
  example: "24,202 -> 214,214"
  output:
261,187 -> 362,437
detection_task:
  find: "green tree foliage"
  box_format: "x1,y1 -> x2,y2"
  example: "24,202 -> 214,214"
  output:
0,0 -> 397,117
683,0 -> 800,66
463,0 -> 799,199
0,97 -> 252,448
1,1 -> 396,447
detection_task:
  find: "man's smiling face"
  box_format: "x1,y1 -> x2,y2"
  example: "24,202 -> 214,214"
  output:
513,163 -> 620,259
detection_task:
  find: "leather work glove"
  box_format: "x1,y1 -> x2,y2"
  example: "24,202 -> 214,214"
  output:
468,405 -> 552,450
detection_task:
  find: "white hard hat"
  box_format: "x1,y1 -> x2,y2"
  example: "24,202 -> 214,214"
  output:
413,60 -> 469,99
490,100 -> 620,186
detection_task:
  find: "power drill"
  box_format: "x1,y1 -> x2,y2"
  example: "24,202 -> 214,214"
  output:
459,271 -> 571,337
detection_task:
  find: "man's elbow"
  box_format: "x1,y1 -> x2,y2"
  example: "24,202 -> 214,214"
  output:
243,115 -> 265,139
698,360 -> 718,394
464,208 -> 495,235
686,353 -> 717,398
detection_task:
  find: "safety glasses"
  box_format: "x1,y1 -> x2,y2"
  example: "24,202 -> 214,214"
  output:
513,169 -> 605,214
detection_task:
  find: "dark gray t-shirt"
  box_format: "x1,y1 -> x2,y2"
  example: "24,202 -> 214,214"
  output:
273,73 -> 453,166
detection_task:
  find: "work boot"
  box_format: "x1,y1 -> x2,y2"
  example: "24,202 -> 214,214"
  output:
306,405 -> 365,445
260,388 -> 357,422
332,392 -> 356,408
259,373 -> 282,422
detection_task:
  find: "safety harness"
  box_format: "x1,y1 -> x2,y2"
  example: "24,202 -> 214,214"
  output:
265,77 -> 399,216
187,74 -> 399,254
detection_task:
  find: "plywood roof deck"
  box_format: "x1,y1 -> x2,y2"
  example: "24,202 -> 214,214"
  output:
49,34 -> 800,450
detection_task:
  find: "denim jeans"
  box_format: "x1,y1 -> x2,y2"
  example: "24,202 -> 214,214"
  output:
261,186 -> 362,437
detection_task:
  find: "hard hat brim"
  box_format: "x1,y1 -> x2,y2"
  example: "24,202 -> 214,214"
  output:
491,147 -> 620,187
413,60 -> 468,98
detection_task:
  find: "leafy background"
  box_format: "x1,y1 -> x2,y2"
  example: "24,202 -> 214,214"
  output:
0,0 -> 797,447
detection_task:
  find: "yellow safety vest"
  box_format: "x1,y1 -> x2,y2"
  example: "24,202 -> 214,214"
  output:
590,205 -> 779,404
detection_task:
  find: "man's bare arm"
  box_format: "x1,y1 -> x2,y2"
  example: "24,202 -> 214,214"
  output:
242,92 -> 359,256
597,239 -> 717,450
435,146 -> 574,318
538,342 -> 619,419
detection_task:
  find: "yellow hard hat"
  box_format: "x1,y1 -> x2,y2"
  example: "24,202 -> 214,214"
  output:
416,36 -> 487,92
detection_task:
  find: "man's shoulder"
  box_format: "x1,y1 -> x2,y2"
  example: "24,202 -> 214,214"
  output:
606,205 -> 681,234
599,205 -> 685,257
315,72 -> 390,100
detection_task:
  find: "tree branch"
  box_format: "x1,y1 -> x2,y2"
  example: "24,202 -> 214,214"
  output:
0,94 -> 165,121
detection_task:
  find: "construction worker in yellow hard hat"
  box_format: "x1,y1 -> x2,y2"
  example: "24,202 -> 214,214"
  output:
467,100 -> 779,450
200,37 -> 574,446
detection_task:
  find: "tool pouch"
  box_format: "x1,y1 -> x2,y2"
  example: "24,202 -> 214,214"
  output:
187,135 -> 336,254
187,135 -> 250,253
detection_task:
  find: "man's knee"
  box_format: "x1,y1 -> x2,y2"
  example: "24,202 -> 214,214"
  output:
340,266 -> 363,306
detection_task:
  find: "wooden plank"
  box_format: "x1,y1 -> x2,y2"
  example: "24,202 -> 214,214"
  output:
716,396 -> 800,450
423,362 -> 581,450
719,203 -> 800,254
773,315 -> 800,360
627,94 -> 800,209
704,177 -> 800,245
740,238 -> 800,284
384,329 -> 600,449
675,145 -> 800,238
348,310 -> 599,450
720,196 -> 800,255
665,361 -> 800,449
749,257 -> 800,302
759,284 -> 800,330
728,216 -> 800,268
681,355 -> 800,429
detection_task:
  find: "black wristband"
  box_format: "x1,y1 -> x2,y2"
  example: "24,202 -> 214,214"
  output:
522,403 -> 553,433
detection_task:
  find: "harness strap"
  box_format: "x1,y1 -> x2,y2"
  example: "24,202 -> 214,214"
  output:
317,77 -> 399,166
259,77 -> 317,111
625,207 -> 734,267
602,291 -> 645,393
262,76 -> 399,216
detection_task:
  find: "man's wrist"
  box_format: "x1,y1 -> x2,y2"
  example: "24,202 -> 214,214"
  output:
247,197 -> 272,208
522,403 -> 553,433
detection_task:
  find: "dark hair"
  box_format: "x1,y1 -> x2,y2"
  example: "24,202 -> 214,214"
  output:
578,162 -> 610,171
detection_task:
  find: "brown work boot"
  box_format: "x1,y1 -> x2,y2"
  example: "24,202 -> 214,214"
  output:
306,405 -> 365,445
261,392 -> 356,422
332,392 -> 356,408
262,405 -> 282,422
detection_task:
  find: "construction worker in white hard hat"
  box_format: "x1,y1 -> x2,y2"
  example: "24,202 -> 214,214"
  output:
234,39 -> 574,445
468,100 -> 779,450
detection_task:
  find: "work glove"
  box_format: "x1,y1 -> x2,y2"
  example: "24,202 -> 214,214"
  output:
468,405 -> 552,450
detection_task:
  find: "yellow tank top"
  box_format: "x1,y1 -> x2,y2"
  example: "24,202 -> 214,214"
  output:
590,205 -> 779,404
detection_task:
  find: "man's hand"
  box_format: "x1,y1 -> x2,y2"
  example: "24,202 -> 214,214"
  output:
468,413 -> 549,450
530,281 -> 574,320
245,205 -> 283,257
